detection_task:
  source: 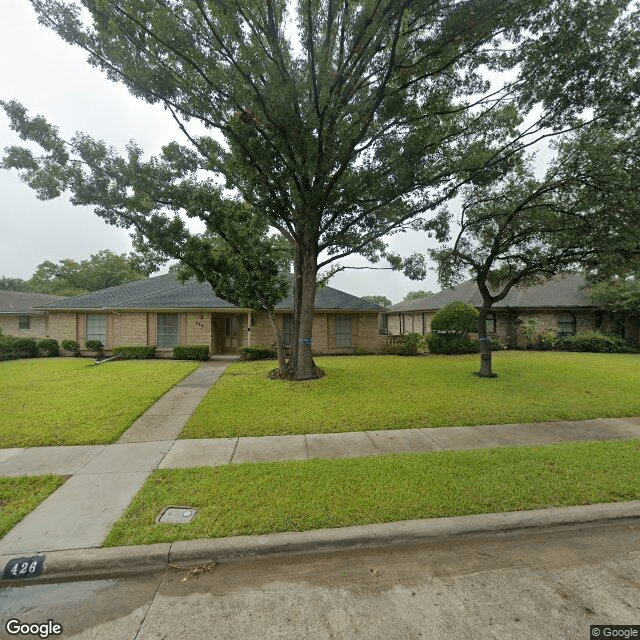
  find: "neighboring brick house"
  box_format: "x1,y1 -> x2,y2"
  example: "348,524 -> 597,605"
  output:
37,273 -> 386,356
0,291 -> 66,339
383,274 -> 640,348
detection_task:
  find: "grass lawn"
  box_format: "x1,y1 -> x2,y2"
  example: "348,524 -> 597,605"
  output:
0,358 -> 199,447
181,352 -> 640,439
0,475 -> 66,539
104,439 -> 640,546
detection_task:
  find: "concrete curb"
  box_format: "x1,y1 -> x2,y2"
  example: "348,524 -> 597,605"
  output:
3,500 -> 640,584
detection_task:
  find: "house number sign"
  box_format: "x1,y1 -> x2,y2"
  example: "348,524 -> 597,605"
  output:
3,556 -> 45,580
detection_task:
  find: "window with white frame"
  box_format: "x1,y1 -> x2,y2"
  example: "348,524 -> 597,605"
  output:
157,313 -> 180,348
86,314 -> 107,344
335,315 -> 352,347
557,312 -> 576,336
19,315 -> 30,330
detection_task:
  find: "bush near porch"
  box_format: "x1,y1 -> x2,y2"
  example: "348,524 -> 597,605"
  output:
181,352 -> 640,439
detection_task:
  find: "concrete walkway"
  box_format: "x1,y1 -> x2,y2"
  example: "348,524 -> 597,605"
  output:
0,359 -> 236,556
1,358 -> 640,555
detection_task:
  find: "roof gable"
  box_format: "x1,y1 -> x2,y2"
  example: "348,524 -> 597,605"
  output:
40,273 -> 381,312
387,274 -> 592,313
0,291 -> 67,315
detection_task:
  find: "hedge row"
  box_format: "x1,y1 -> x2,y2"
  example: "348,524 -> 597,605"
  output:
172,344 -> 210,361
238,345 -> 277,360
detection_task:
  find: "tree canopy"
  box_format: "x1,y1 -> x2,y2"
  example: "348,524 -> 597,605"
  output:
403,290 -> 435,302
0,249 -> 152,296
2,0 -> 639,378
431,121 -> 640,377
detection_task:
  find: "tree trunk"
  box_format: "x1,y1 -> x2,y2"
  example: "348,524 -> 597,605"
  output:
266,308 -> 288,377
293,247 -> 320,380
475,305 -> 497,378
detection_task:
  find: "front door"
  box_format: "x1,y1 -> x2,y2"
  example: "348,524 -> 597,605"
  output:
224,315 -> 242,350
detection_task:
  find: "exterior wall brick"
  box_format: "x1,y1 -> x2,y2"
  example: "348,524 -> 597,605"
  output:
112,312 -> 148,347
185,313 -> 211,347
48,313 -> 78,346
384,307 -> 622,348
0,314 -> 48,339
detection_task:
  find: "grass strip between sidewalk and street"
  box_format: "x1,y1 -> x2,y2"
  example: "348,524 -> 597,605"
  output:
181,352 -> 640,438
0,359 -> 199,447
104,438 -> 640,546
0,475 -> 67,539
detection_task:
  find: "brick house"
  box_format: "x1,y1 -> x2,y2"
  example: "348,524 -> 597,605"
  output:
383,274 -> 640,347
0,291 -> 66,339
36,273 -> 386,356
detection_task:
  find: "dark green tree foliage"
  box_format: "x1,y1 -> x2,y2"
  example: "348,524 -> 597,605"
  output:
432,123 -> 640,377
0,277 -> 30,292
2,0 -> 639,378
403,290 -> 434,302
27,249 -> 151,296
430,301 -> 479,335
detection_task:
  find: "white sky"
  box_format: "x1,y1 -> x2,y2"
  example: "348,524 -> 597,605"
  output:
0,0 -> 535,303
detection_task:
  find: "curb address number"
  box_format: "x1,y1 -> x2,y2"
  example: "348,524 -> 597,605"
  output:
3,556 -> 45,580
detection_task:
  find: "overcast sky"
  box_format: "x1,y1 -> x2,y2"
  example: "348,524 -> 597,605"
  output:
0,1 -> 490,303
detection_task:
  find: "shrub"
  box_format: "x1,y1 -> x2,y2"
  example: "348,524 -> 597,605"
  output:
12,337 -> 39,358
399,332 -> 427,356
522,317 -> 540,349
239,345 -> 276,361
173,344 -> 210,360
37,338 -> 59,357
85,340 -> 104,356
353,346 -> 374,356
425,332 -> 478,354
557,331 -> 638,354
61,339 -> 81,356
538,327 -> 557,351
430,301 -> 479,335
0,335 -> 17,361
490,336 -> 504,351
112,346 -> 156,359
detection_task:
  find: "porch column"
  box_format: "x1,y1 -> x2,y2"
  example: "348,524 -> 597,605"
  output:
247,311 -> 252,346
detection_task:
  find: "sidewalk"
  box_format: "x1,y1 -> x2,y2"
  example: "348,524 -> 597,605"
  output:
1,356 -> 640,556
0,358 -> 236,555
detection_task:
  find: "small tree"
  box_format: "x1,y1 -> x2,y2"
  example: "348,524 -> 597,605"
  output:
432,123 -> 640,377
430,302 -> 480,335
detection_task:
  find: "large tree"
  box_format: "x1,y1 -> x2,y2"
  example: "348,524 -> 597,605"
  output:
2,0 -> 638,378
432,122 -> 640,377
27,249 -> 152,296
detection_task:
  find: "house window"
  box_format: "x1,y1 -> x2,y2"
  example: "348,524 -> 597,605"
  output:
335,315 -> 352,347
282,314 -> 293,346
379,315 -> 388,336
86,314 -> 107,344
557,312 -> 576,336
486,312 -> 497,334
157,313 -> 179,348
19,315 -> 30,330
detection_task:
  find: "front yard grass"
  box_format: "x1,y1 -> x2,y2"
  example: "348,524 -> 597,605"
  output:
0,359 -> 199,447
0,475 -> 66,539
104,439 -> 640,546
181,352 -> 640,439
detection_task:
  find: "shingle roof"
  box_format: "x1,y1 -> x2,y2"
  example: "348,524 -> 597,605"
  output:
0,291 -> 66,315
40,272 -> 381,312
387,274 -> 592,313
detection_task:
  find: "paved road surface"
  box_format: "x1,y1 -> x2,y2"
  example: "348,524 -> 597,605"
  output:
2,519 -> 639,639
